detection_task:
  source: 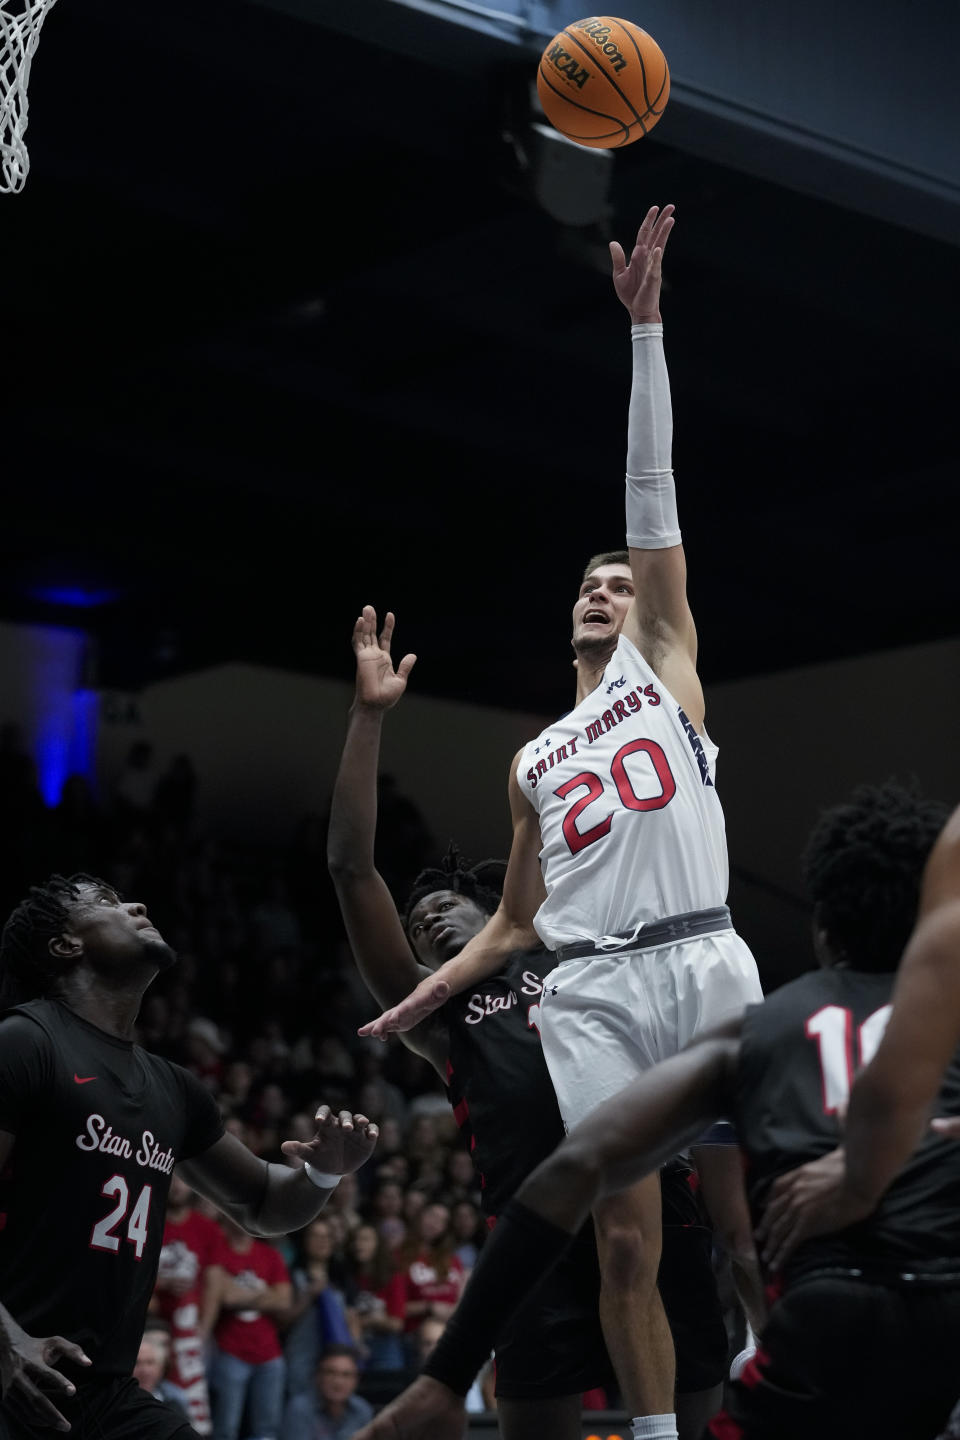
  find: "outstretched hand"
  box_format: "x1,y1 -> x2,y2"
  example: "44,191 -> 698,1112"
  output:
352,1375 -> 467,1440
358,975 -> 451,1041
610,203 -> 675,323
352,606 -> 416,712
0,1329 -> 91,1434
755,1145 -> 872,1272
281,1105 -> 379,1175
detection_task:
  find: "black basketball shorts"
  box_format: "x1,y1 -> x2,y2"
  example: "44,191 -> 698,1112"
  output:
492,1164 -> 728,1401
705,1268 -> 960,1440
0,1375 -> 201,1440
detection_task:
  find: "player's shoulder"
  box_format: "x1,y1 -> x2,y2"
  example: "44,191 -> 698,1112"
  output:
138,1049 -> 220,1108
746,966 -> 894,1039
0,998 -> 58,1047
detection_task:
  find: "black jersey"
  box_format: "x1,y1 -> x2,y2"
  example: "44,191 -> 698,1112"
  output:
443,950 -> 564,1216
0,999 -> 224,1377
734,967 -> 960,1278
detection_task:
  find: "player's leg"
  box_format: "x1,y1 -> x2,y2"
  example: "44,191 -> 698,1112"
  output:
539,954 -> 679,1431
496,1395 -> 582,1440
689,1144 -> 765,1339
593,1174 -> 676,1421
491,1222 -> 615,1440
658,1162 -> 727,1440
677,1388 -> 723,1440
673,933 -> 766,1347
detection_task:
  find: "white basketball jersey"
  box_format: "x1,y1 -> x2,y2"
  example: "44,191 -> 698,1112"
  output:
517,634 -> 730,950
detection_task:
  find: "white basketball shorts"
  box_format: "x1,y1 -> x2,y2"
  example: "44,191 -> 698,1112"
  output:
537,928 -> 762,1133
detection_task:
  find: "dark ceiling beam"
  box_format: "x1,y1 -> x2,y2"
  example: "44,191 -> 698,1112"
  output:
251,0 -> 960,247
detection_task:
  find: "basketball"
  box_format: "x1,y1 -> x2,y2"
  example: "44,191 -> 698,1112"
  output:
536,15 -> 669,149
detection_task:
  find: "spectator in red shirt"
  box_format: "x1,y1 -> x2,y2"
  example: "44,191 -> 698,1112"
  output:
342,1223 -> 406,1373
396,1202 -> 465,1359
152,1172 -> 221,1435
208,1213 -> 292,1440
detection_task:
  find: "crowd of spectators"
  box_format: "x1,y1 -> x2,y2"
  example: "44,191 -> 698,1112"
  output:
0,728 -> 501,1437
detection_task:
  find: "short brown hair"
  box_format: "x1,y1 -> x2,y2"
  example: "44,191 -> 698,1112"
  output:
582,550 -> 629,579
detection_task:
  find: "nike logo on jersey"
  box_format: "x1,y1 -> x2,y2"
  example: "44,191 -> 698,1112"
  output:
74,1074 -> 97,1084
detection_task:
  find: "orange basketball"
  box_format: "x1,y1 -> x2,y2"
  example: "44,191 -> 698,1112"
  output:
536,15 -> 669,149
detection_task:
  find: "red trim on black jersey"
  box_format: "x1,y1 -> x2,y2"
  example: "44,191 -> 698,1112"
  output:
708,1411 -> 745,1438
737,1347 -> 770,1391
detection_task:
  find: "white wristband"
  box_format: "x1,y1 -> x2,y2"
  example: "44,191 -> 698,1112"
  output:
304,1163 -> 342,1190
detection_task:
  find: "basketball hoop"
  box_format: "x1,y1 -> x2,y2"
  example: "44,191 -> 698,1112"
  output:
1,0 -> 59,194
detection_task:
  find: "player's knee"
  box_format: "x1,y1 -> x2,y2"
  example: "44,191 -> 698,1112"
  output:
594,1217 -> 660,1291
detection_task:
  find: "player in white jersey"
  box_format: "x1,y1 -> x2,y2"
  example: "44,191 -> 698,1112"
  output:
360,205 -> 764,1440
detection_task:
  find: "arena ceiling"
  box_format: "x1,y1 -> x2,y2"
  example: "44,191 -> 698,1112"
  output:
2,0 -> 958,715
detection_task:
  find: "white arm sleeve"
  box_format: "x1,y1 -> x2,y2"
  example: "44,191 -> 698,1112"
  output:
625,322 -> 681,550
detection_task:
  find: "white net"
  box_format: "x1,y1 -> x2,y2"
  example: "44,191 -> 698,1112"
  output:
1,0 -> 59,194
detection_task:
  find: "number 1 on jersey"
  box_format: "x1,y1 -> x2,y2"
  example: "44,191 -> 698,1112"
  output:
805,1003 -> 892,1115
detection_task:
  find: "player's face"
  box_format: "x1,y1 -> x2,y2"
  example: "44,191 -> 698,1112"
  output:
571,563 -> 635,656
406,890 -> 490,968
63,881 -> 176,977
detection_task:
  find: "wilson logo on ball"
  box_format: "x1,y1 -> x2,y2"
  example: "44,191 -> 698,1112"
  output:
574,18 -> 629,73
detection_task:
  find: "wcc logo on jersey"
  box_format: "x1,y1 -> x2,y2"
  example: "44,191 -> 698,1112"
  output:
677,707 -> 713,786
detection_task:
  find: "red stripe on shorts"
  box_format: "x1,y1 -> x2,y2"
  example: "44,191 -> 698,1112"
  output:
707,1411 -> 744,1438
738,1347 -> 771,1391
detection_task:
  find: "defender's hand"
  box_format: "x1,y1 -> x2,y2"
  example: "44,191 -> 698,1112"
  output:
610,203 -> 675,323
0,1331 -> 91,1433
352,606 -> 416,712
358,976 -> 451,1040
756,1146 -> 872,1271
352,1375 -> 468,1440
281,1107 -> 378,1175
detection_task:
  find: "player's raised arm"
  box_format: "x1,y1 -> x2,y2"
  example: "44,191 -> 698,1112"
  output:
358,753 -> 545,1040
611,204 -> 705,730
327,608 -> 450,1069
352,1022 -> 741,1440
178,1105 -> 378,1238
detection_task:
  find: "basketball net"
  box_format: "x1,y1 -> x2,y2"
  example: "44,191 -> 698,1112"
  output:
1,0 -> 58,193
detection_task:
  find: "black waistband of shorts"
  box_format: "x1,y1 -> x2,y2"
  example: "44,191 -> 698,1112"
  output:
553,906 -> 733,963
787,1258 -> 960,1291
